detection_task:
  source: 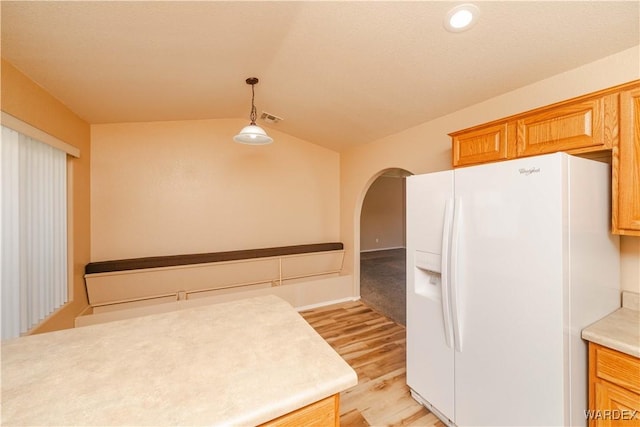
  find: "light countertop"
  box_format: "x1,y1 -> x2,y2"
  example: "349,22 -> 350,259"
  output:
582,291 -> 640,358
1,295 -> 358,426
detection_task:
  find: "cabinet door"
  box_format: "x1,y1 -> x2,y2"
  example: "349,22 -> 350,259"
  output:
594,381 -> 640,427
589,343 -> 640,427
451,122 -> 515,167
613,87 -> 640,236
516,94 -> 617,157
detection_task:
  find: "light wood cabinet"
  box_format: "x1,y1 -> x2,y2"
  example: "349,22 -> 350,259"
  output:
613,86 -> 640,236
516,93 -> 617,157
450,87 -> 622,167
451,122 -> 515,167
588,343 -> 640,427
450,80 -> 640,236
260,394 -> 340,427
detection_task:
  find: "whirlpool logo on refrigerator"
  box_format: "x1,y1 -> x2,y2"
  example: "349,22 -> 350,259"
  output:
519,167 -> 541,175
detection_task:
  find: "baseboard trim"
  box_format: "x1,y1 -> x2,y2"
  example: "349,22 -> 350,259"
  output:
296,296 -> 360,312
360,246 -> 406,253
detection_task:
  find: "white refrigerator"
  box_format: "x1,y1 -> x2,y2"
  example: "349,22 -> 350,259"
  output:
406,152 -> 620,427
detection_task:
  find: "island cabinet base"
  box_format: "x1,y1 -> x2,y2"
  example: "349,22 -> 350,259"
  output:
588,343 -> 640,427
260,394 -> 340,427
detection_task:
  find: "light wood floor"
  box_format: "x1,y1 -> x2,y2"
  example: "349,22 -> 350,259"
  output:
300,300 -> 444,427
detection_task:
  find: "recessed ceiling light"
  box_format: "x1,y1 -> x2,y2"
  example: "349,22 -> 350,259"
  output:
444,4 -> 480,33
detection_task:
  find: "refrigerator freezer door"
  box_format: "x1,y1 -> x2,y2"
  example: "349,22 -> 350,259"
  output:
406,171 -> 455,422
453,154 -> 566,426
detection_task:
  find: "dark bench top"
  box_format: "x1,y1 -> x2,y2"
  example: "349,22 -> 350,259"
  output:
85,242 -> 344,275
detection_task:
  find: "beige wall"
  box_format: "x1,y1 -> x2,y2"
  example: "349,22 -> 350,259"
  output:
360,176 -> 405,251
1,59 -> 91,332
3,44 -> 639,333
621,238 -> 640,293
91,119 -> 340,261
340,46 -> 640,296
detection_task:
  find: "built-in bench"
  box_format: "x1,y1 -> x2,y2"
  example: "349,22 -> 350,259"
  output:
77,243 -> 349,327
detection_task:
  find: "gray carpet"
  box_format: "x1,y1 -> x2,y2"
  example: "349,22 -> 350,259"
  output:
360,248 -> 406,326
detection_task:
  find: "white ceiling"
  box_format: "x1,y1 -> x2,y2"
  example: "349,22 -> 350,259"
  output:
1,1 -> 638,152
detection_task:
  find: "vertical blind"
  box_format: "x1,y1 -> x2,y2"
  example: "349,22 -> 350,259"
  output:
1,125 -> 68,340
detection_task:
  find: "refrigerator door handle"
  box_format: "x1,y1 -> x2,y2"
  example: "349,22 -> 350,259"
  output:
441,198 -> 454,349
451,196 -> 463,352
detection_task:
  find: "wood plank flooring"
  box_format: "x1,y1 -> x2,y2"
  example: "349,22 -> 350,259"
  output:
300,300 -> 444,427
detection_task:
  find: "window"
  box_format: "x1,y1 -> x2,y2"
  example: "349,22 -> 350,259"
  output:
1,124 -> 69,339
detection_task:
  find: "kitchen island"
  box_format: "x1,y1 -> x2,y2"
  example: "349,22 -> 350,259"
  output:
1,295 -> 357,426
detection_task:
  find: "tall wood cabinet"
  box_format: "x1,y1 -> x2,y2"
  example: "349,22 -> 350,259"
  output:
614,87 -> 640,235
449,80 -> 640,236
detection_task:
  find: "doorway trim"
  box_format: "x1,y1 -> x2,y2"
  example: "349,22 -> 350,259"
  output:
353,167 -> 413,298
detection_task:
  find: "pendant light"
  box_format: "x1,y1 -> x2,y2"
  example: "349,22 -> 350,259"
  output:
234,77 -> 273,145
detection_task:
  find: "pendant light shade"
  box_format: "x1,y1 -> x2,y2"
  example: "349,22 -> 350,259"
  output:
234,77 -> 273,145
234,124 -> 273,145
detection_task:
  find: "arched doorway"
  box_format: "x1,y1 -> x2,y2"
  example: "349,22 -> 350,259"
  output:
359,168 -> 412,325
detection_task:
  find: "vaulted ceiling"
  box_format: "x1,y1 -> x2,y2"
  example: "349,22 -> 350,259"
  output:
2,1 -> 638,151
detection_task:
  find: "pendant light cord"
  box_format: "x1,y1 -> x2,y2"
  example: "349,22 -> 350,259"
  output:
249,83 -> 257,125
